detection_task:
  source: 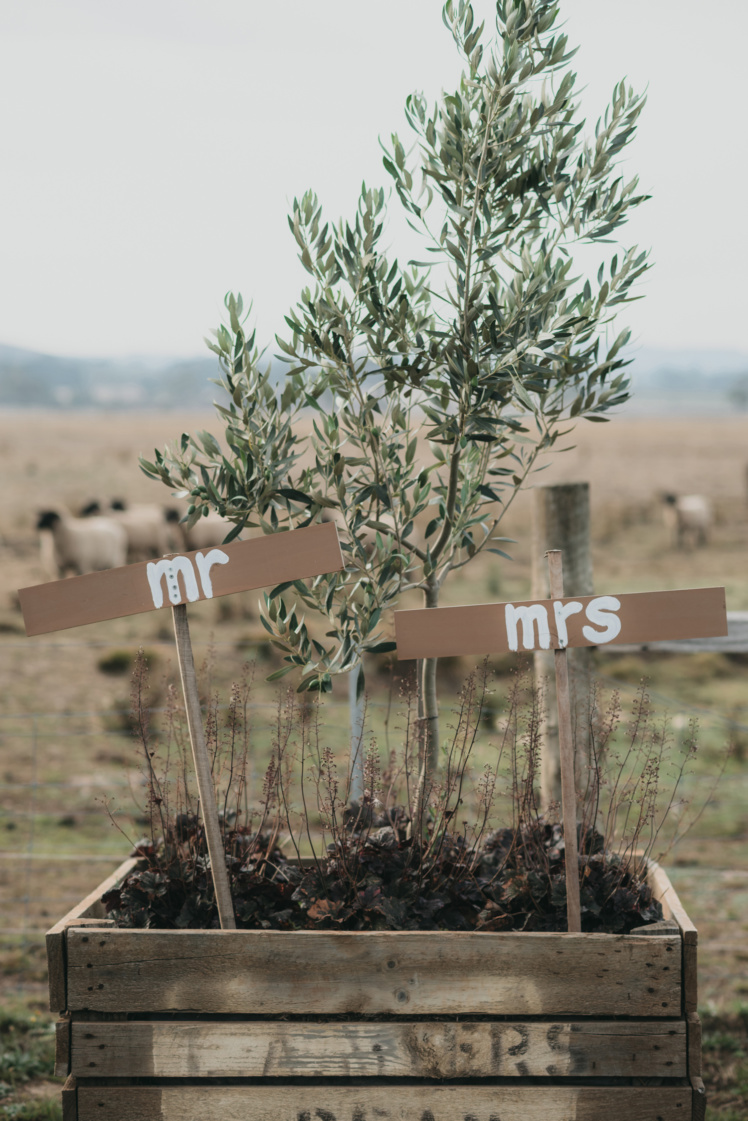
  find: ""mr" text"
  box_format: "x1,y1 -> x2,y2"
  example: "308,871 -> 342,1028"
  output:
146,549 -> 230,608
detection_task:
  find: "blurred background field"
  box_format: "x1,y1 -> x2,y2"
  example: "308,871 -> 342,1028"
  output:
1,408 -> 747,1117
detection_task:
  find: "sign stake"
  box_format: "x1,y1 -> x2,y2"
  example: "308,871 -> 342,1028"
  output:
546,549 -> 582,933
172,602 -> 236,930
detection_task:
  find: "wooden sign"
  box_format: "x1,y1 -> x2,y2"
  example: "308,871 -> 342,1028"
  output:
395,586 -> 727,660
19,517 -> 344,932
396,567 -> 727,936
19,520 -> 343,636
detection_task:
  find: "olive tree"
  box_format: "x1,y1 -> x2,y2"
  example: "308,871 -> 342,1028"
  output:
142,0 -> 648,782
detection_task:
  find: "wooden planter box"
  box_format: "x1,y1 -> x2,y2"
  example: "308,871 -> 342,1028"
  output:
48,858 -> 705,1120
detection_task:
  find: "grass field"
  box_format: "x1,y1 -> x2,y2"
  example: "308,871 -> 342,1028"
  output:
1,409 -> 747,1118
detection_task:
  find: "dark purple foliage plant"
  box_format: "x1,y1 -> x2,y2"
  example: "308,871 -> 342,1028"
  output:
102,650 -> 712,935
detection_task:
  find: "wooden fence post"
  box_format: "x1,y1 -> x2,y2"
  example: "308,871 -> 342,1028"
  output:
531,483 -> 593,811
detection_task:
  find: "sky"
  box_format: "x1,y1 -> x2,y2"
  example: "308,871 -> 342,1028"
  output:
0,0 -> 745,361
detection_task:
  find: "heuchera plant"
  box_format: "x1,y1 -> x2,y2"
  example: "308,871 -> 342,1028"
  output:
100,655 -> 713,935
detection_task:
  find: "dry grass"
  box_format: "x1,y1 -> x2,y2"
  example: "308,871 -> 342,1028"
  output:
0,409 -> 747,1115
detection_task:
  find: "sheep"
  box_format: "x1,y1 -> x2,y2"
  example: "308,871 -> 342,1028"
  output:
82,499 -> 181,560
37,508 -> 128,576
165,508 -> 242,551
107,499 -> 179,560
661,493 -> 713,549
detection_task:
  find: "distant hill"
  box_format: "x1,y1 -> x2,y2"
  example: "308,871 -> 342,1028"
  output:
0,342 -> 746,414
622,347 -> 748,416
0,343 -> 227,409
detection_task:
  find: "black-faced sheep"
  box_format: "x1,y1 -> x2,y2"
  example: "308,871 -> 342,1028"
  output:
662,493 -> 713,549
37,509 -> 128,576
82,499 -> 181,561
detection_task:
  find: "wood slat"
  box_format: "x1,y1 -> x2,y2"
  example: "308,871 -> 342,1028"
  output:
649,860 -> 698,1014
687,1012 -> 702,1080
70,1018 -> 687,1079
46,857 -> 137,1013
61,1075 -> 77,1121
55,1018 -> 70,1078
76,1083 -> 694,1121
65,928 -> 681,1016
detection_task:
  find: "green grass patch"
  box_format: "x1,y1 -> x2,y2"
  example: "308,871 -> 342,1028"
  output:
0,1002 -> 60,1117
0,1100 -> 62,1120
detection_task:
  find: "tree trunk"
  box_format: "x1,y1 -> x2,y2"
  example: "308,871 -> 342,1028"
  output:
419,583 -> 441,771
531,483 -> 593,812
410,583 -> 440,835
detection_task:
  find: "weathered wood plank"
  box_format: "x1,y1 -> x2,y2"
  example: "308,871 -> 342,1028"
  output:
46,931 -> 67,1015
683,937 -> 698,1015
61,1074 -> 77,1121
691,1074 -> 707,1121
687,1012 -> 702,1079
65,928 -> 681,1016
70,1018 -> 687,1079
45,857 -> 136,1012
76,1083 -> 694,1121
55,1018 -> 70,1078
648,860 -> 698,1014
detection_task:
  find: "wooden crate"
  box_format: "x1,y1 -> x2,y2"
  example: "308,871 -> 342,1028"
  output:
48,858 -> 706,1121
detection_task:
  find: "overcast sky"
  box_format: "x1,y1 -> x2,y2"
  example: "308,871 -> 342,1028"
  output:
0,1 -> 745,360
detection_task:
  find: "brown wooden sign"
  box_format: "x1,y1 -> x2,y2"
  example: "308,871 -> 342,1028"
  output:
395,586 -> 727,660
19,520 -> 344,637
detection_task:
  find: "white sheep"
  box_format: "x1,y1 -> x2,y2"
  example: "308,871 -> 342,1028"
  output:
167,508 -> 243,551
107,499 -> 179,561
662,493 -> 713,549
37,508 -> 128,576
81,499 -> 181,561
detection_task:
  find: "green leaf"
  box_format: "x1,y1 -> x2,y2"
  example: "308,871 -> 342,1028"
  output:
269,581 -> 297,599
267,666 -> 294,681
277,487 -> 313,505
222,520 -> 245,544
197,430 -> 221,458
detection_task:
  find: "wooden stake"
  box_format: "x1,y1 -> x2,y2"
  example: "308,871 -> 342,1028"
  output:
545,550 -> 582,933
532,483 -> 593,810
172,603 -> 236,929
